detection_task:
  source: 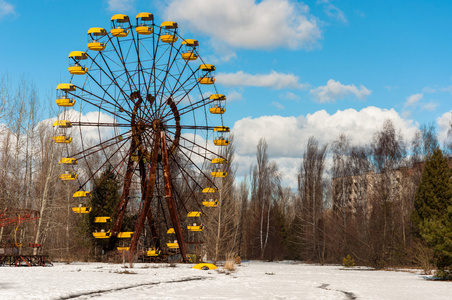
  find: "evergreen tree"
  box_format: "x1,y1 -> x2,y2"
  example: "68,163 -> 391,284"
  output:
81,166 -> 123,258
412,148 -> 452,277
90,166 -> 121,220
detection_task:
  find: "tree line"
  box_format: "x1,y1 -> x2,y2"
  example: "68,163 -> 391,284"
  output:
209,119 -> 452,277
1,77 -> 451,276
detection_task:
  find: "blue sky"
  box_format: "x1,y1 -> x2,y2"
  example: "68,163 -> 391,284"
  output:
1,0 -> 451,187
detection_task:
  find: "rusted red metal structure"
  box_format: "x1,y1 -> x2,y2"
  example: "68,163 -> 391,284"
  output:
0,209 -> 40,227
0,254 -> 52,267
0,209 -> 52,267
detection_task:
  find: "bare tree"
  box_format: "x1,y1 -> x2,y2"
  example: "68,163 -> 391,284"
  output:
233,175 -> 249,259
249,138 -> 281,259
297,136 -> 328,262
367,119 -> 408,268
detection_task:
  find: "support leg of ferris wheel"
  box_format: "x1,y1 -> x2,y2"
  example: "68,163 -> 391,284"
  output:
108,141 -> 137,251
160,130 -> 188,262
128,131 -> 161,263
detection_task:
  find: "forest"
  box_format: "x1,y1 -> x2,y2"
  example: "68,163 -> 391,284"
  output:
1,77 -> 452,276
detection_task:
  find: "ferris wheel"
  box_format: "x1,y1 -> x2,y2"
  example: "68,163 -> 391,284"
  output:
52,13 -> 230,262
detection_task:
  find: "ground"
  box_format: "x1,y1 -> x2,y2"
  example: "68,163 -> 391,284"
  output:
1,261 -> 451,299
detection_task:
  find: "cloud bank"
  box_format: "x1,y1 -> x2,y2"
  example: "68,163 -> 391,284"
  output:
217,71 -> 308,90
310,79 -> 371,103
232,106 -> 419,187
162,0 -> 322,50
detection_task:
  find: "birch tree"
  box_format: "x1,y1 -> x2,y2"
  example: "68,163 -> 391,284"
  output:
250,138 -> 281,259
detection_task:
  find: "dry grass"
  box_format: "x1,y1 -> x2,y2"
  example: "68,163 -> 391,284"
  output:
114,270 -> 136,274
224,254 -> 236,271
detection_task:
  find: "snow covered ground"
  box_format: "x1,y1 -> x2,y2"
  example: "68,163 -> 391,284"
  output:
1,261 -> 451,299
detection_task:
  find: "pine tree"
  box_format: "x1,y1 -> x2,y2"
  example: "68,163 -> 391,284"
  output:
82,166 -> 123,258
90,166 -> 121,220
411,148 -> 452,277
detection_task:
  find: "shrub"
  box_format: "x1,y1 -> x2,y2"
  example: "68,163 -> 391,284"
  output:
343,255 -> 355,268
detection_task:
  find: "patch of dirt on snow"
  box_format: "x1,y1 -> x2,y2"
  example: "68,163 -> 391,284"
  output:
59,276 -> 208,299
318,283 -> 357,300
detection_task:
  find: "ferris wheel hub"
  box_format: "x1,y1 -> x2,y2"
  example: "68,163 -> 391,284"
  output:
152,119 -> 163,131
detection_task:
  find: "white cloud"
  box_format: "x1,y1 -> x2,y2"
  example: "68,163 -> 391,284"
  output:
162,0 -> 322,50
422,102 -> 438,111
404,93 -> 423,107
0,0 -> 15,18
354,9 -> 366,18
232,107 -> 418,187
180,132 -> 212,167
271,102 -> 285,110
205,42 -> 238,64
280,92 -> 301,101
217,71 -> 308,90
50,109 -> 117,148
317,0 -> 347,23
107,0 -> 134,12
422,87 -> 436,94
226,90 -> 243,102
384,85 -> 397,92
440,86 -> 452,95
437,110 -> 452,146
310,79 -> 371,103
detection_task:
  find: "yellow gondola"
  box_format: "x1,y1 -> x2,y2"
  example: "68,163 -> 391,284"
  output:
187,224 -> 204,232
53,120 -> 72,128
160,21 -> 178,43
59,173 -> 77,181
211,171 -> 227,178
202,199 -> 219,207
72,206 -> 91,214
56,83 -> 76,92
211,157 -> 228,177
209,94 -> 226,114
135,12 -> 154,35
167,228 -> 175,234
68,51 -> 88,75
211,158 -> 228,164
187,211 -> 202,218
58,158 -> 78,165
209,106 -> 226,114
213,137 -> 229,146
193,263 -> 217,270
111,14 -> 130,37
213,126 -> 230,146
167,242 -> 179,249
117,247 -> 129,251
198,64 -> 215,84
118,232 -> 134,238
94,217 -> 111,223
87,27 -> 107,51
213,126 -> 229,132
202,187 -> 219,207
202,187 -> 217,193
73,191 -> 90,198
53,135 -> 72,144
213,138 -> 229,146
55,98 -> 75,107
56,83 -> 76,107
181,39 -> 199,60
146,247 -> 161,256
93,230 -> 111,238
